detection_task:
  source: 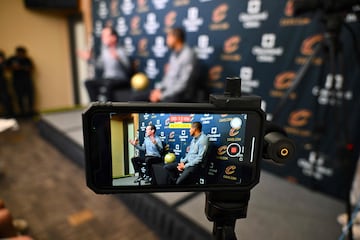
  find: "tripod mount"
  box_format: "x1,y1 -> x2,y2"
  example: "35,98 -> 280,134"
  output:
205,77 -> 295,240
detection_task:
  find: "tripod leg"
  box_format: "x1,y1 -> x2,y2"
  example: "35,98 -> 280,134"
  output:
213,219 -> 237,240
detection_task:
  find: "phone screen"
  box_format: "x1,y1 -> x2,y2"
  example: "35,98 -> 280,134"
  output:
83,103 -> 264,193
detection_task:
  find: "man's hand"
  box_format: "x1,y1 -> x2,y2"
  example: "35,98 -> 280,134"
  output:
149,89 -> 162,102
129,138 -> 138,146
77,49 -> 92,60
177,162 -> 185,172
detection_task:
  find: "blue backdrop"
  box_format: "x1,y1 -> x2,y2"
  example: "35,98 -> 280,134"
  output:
91,0 -> 360,200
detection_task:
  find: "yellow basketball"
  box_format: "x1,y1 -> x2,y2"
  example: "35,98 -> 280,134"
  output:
164,152 -> 176,164
131,72 -> 149,91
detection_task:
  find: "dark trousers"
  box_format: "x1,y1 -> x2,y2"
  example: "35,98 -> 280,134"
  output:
0,79 -> 14,117
131,156 -> 162,178
13,78 -> 34,116
85,79 -> 129,101
164,162 -> 199,184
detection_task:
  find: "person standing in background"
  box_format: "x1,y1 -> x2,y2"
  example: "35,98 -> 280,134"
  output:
6,47 -> 35,118
0,51 -> 14,118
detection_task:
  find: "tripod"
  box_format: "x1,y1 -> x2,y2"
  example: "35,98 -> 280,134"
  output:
272,13 -> 357,240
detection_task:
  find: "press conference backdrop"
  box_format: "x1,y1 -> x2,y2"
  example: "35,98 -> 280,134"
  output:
91,0 -> 360,200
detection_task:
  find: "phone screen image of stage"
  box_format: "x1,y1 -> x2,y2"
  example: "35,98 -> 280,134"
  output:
109,112 -> 254,187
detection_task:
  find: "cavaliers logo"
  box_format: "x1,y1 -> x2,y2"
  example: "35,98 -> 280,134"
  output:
130,16 -> 141,34
274,71 -> 296,90
229,128 -> 240,137
284,0 -> 294,17
225,165 -> 236,175
138,38 -> 148,56
137,0 -> 149,13
301,34 -> 324,56
288,109 -> 312,127
164,11 -> 177,28
110,0 -> 119,17
223,35 -> 241,54
209,65 -> 223,81
217,145 -> 227,156
138,0 -> 147,6
169,131 -> 175,139
212,3 -> 229,23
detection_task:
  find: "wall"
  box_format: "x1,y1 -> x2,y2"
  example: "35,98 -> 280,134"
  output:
0,1 -> 73,111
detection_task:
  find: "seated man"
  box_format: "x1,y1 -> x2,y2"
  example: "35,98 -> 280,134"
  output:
132,27 -> 198,102
164,122 -> 208,184
78,26 -> 130,101
129,124 -> 163,183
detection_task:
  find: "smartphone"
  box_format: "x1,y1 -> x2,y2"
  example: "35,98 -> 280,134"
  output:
82,101 -> 265,193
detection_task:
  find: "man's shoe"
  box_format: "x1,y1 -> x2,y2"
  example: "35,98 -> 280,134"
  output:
134,177 -> 143,183
144,176 -> 151,183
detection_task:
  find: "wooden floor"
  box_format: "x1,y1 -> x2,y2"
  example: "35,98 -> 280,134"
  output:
0,120 -> 159,240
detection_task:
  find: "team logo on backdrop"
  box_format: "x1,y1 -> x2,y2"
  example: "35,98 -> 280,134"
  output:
312,74 -> 353,106
239,0 -> 268,29
298,151 -> 333,180
208,65 -> 224,89
224,165 -> 236,175
144,13 -> 160,34
270,71 -> 297,99
209,65 -> 222,81
124,37 -> 135,56
174,0 -> 190,7
152,36 -> 168,58
164,11 -> 177,32
239,67 -> 259,94
116,17 -> 128,36
137,0 -> 149,13
252,34 -> 284,63
284,0 -> 294,16
217,146 -> 227,158
279,0 -> 311,26
98,1 -> 109,19
183,7 -> 203,32
295,34 -> 323,65
130,16 -> 142,35
145,59 -> 159,79
110,0 -> 119,16
284,109 -> 312,137
209,3 -> 230,31
121,0 -> 135,15
137,38 -> 149,57
194,35 -> 214,60
152,0 -> 169,9
94,20 -> 103,36
221,35 -> 241,61
208,127 -> 220,142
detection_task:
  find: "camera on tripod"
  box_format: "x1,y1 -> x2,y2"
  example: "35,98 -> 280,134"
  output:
82,77 -> 295,194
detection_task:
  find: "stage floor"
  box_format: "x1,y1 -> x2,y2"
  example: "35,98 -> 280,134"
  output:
38,108 -> 346,240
